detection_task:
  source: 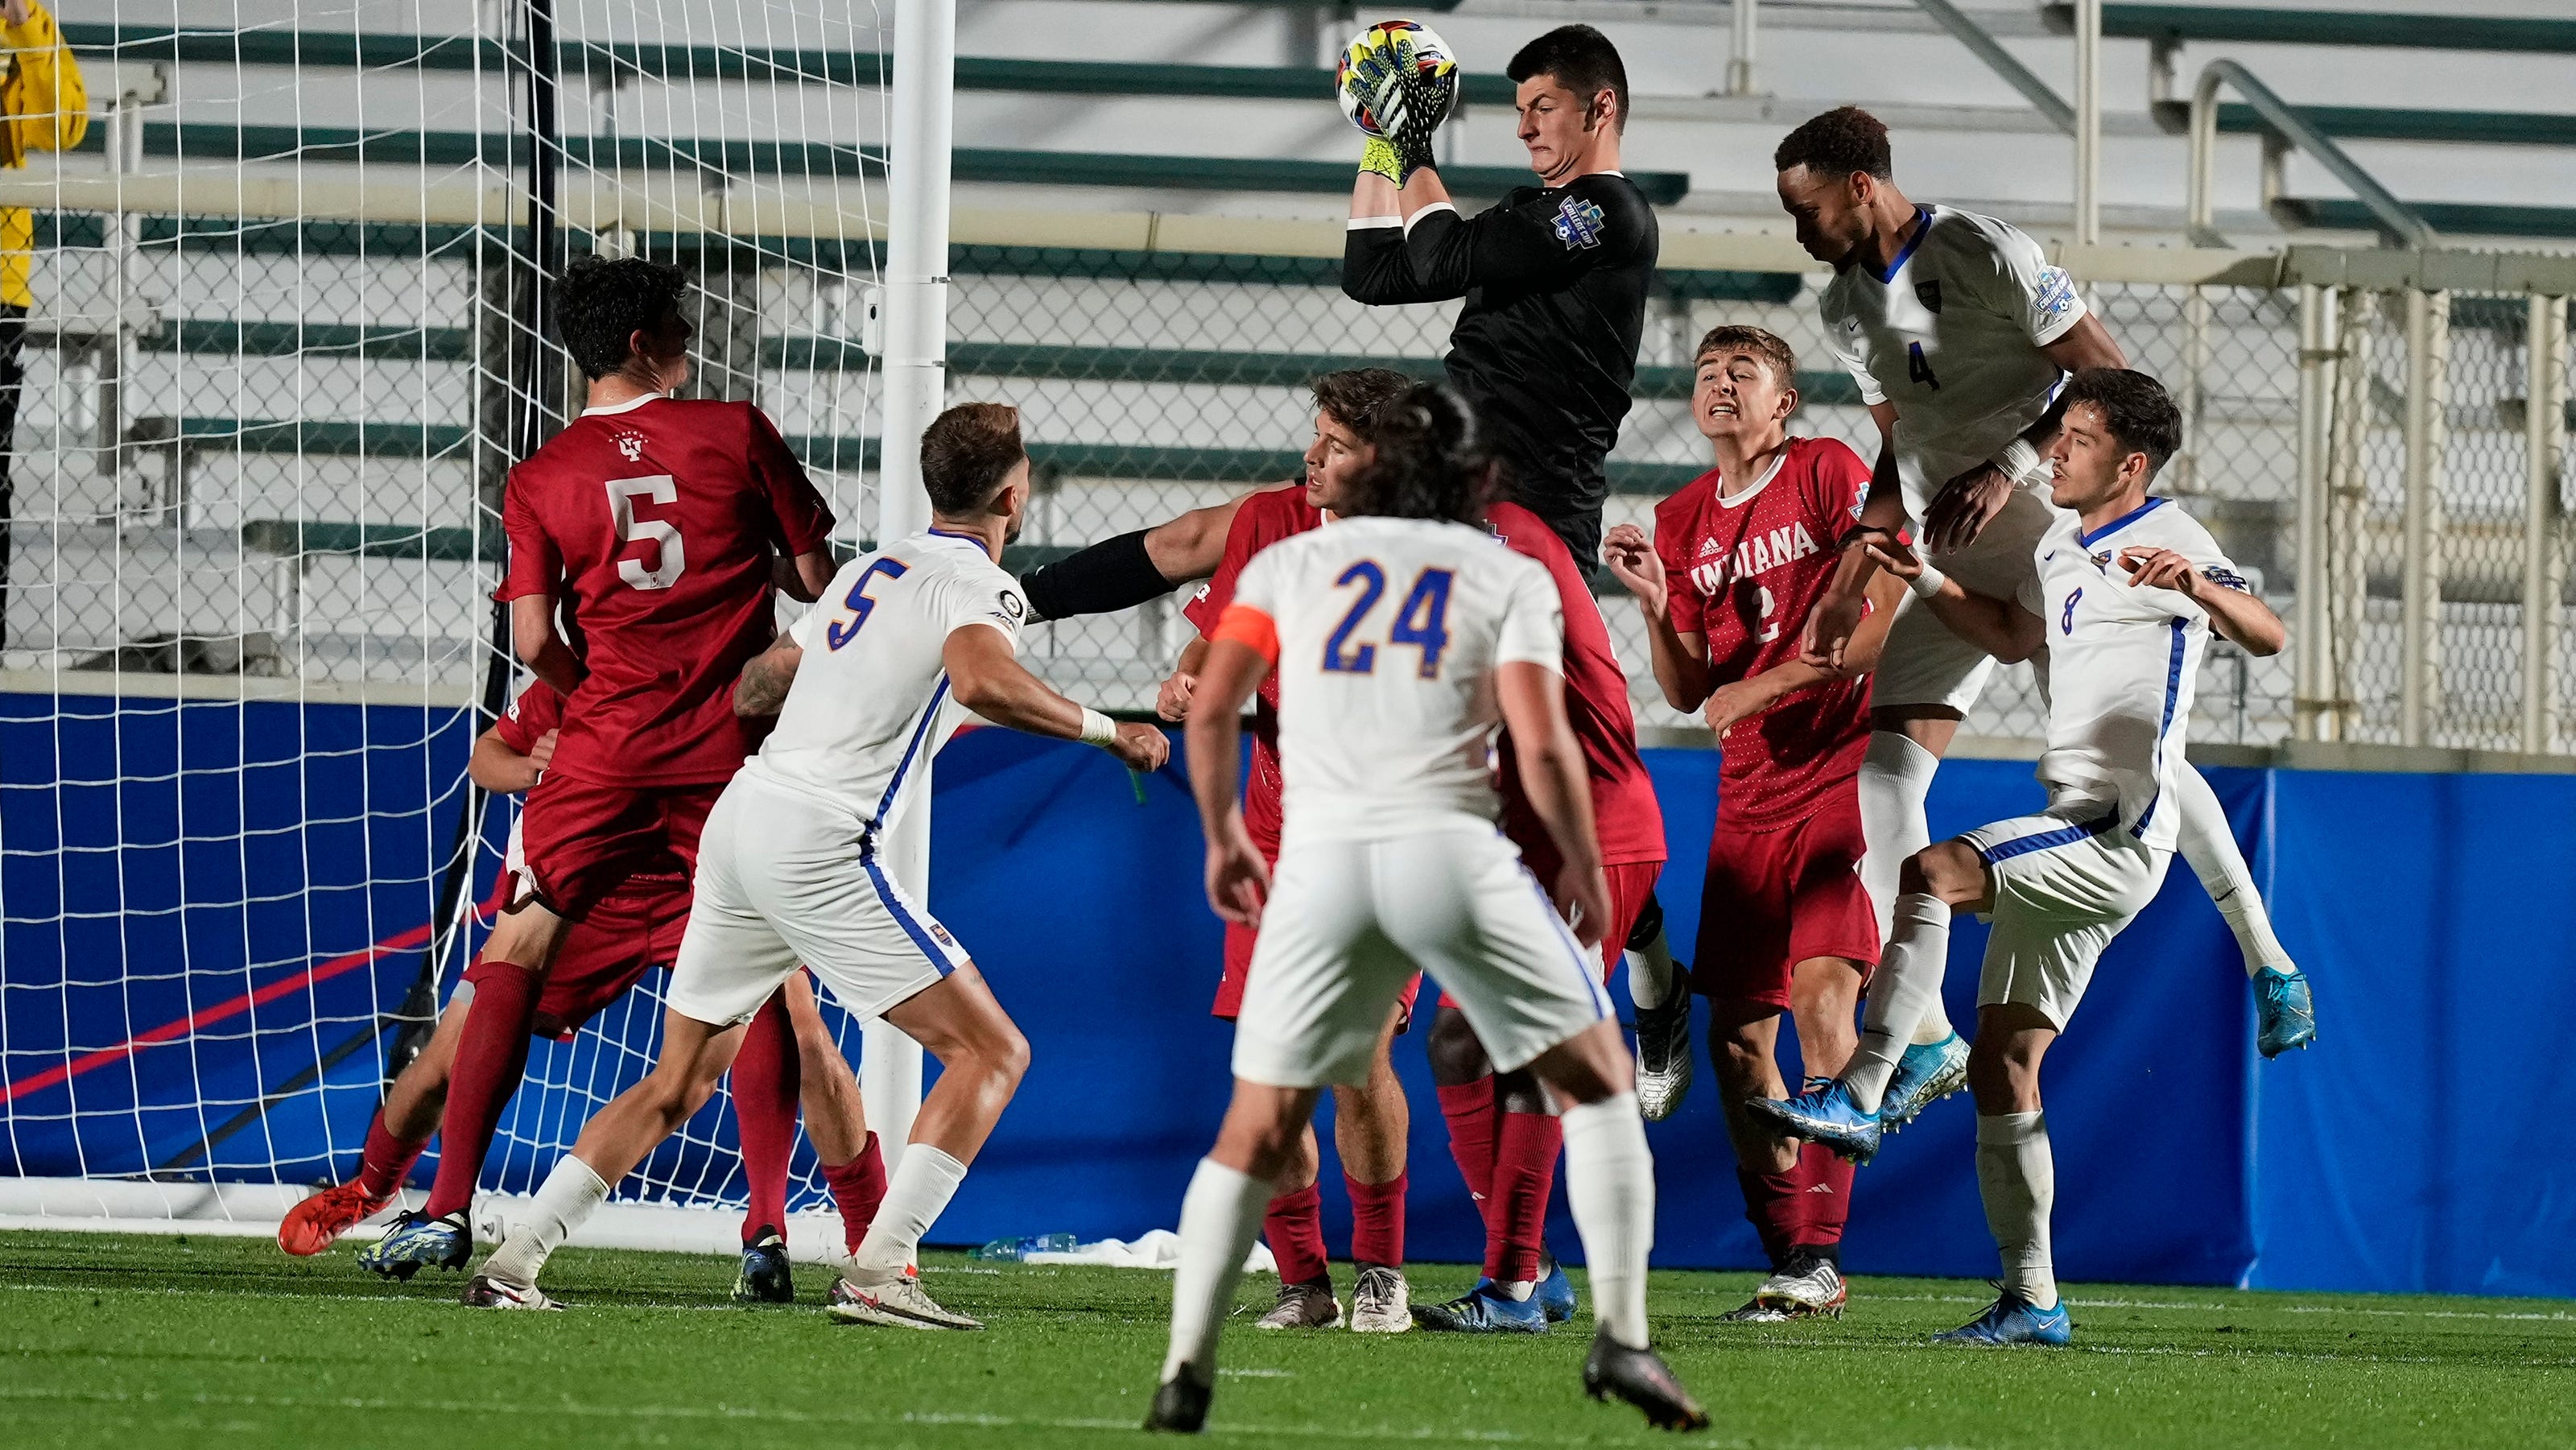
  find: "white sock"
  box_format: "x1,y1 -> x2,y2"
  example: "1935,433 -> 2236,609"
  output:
850,1142 -> 968,1278
1975,1111 -> 2057,1311
480,1155 -> 609,1285
1560,1091 -> 1654,1350
1624,923 -> 1679,1010
2170,764 -> 2294,977
1161,1157 -> 1274,1386
1846,890 -> 1954,1112
1857,731 -> 1954,1045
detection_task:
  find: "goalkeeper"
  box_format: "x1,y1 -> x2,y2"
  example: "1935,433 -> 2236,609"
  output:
1340,23 -> 1655,571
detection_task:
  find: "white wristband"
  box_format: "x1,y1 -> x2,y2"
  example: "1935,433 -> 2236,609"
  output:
1908,563 -> 1949,601
1995,438 -> 2044,485
1077,707 -> 1121,748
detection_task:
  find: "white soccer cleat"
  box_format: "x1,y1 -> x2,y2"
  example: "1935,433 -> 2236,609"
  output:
1253,1277 -> 1344,1331
1754,1258 -> 1847,1320
827,1266 -> 984,1331
1348,1265 -> 1412,1333
460,1272 -> 563,1311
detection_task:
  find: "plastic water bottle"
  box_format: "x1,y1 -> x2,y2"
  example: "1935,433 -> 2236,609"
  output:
968,1233 -> 1078,1262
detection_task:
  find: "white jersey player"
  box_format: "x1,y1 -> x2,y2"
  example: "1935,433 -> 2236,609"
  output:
1761,369 -> 2285,1345
458,403 -> 1166,1324
1147,386 -> 1707,1436
1760,109 -> 2311,1143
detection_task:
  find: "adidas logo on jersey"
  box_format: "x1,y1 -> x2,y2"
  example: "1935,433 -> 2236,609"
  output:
1687,521 -> 1823,596
1695,538 -> 1721,558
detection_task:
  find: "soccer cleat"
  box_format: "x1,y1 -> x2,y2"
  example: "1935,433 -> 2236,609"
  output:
1582,1329 -> 1712,1431
2253,966 -> 2317,1059
733,1226 -> 794,1304
1349,1264 -> 1411,1333
1879,1033 -> 1971,1134
357,1209 -> 472,1280
461,1272 -> 563,1311
1752,1258 -> 1847,1319
1252,1277 -> 1342,1331
1143,1374 -> 1212,1434
1741,1080 -> 1883,1163
1411,1279 -> 1549,1334
277,1181 -> 390,1257
1933,1290 -> 2073,1346
1534,1259 -> 1578,1323
1632,981 -> 1694,1122
826,1266 -> 984,1330
1716,1297 -> 1791,1323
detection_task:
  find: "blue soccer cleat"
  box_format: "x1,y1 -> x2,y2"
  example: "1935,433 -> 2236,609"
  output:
1742,1079 -> 1883,1163
733,1225 -> 795,1303
1879,1034 -> 1971,1135
2253,966 -> 2316,1059
1534,1259 -> 1578,1324
357,1208 -> 471,1281
1410,1278 -> 1550,1333
1933,1290 -> 2073,1346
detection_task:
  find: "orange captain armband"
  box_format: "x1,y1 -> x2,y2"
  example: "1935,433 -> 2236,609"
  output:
1211,603 -> 1281,664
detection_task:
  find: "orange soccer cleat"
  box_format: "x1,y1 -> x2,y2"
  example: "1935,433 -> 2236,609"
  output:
277,1181 -> 390,1256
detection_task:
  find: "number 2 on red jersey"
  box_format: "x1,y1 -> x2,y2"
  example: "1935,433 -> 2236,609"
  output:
605,475 -> 686,590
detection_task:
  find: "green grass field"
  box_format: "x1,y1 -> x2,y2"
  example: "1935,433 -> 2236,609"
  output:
5,1230 -> 2573,1448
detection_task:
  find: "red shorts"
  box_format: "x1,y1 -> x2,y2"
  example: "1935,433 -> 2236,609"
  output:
1691,794 -> 1881,1010
1438,858 -> 1662,1011
519,775 -> 721,919
1213,843 -> 1420,1031
470,879 -> 694,1039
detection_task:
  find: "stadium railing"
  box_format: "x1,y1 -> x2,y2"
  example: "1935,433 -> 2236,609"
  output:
2040,4 -> 2576,54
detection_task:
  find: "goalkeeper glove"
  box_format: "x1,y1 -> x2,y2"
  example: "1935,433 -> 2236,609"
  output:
1360,135 -> 1402,184
1369,36 -> 1452,181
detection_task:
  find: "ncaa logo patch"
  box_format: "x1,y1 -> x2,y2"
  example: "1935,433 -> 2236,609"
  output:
1914,279 -> 1943,314
2034,266 -> 2079,323
1551,196 -> 1607,250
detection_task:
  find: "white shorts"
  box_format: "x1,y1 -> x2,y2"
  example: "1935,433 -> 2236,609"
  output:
1962,805 -> 2169,1030
1233,825 -> 1612,1089
1872,487 -> 2057,713
665,773 -> 970,1027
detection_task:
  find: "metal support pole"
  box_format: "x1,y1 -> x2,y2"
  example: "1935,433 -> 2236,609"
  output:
2293,283 -> 2335,742
2524,295 -> 2569,754
2326,288 -> 2376,742
1727,0 -> 1760,97
2073,0 -> 2100,246
2399,288 -> 2449,748
863,0 -> 956,1178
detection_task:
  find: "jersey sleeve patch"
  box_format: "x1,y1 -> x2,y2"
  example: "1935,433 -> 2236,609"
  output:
1212,603 -> 1280,664
1550,195 -> 1608,250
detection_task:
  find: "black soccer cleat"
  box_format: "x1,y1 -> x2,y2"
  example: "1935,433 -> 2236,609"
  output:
1583,1330 -> 1711,1432
733,1226 -> 795,1304
1143,1375 -> 1212,1434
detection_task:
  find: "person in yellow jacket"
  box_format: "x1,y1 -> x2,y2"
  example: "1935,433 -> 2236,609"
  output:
0,0 -> 84,647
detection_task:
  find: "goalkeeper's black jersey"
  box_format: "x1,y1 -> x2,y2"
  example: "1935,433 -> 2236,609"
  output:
1342,170 -> 1657,568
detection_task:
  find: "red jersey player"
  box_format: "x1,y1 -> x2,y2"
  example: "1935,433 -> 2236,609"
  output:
367,257 -> 838,1278
1605,325 -> 1905,1322
1408,498 -> 1667,1336
1169,368 -> 1421,1333
285,680 -> 886,1300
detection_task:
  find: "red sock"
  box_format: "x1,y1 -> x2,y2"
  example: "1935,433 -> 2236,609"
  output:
1487,1110 -> 1562,1285
1736,1164 -> 1804,1270
423,962 -> 540,1220
732,992 -> 802,1244
822,1133 -> 888,1255
354,1110 -> 428,1199
1792,1140 -> 1856,1253
1263,1182 -> 1330,1286
1436,1079 -> 1499,1229
1344,1169 -> 1407,1268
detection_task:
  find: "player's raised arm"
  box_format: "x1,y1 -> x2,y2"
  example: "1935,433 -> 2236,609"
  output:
1016,492 -> 1253,624
2120,546 -> 2287,656
943,623 -> 1165,771
1862,536 -> 2044,663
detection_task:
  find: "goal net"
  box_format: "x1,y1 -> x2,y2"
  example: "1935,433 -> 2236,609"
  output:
0,0 -> 894,1246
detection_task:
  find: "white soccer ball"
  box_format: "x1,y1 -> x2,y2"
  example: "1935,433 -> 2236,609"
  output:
1335,19 -> 1462,139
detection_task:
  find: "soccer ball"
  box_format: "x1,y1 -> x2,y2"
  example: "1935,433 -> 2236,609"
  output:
1335,20 -> 1461,139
